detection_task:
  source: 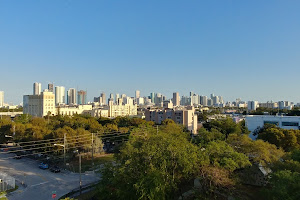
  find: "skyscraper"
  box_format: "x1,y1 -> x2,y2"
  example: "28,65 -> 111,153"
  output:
48,83 -> 54,92
55,86 -> 65,105
135,90 -> 140,99
150,92 -> 155,104
101,92 -> 106,105
0,91 -> 4,107
110,93 -> 114,100
248,101 -> 258,111
67,88 -> 77,105
173,92 -> 180,106
33,82 -> 42,95
78,90 -> 87,105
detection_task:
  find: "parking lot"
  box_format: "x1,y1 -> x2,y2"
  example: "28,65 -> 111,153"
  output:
0,153 -> 100,200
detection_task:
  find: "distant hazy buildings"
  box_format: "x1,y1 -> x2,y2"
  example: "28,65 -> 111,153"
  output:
101,92 -> 106,105
78,90 -> 87,105
55,86 -> 65,105
0,91 -> 4,107
67,88 -> 77,105
135,90 -> 140,99
173,92 -> 180,106
48,83 -> 54,92
248,101 -> 259,111
33,82 -> 42,95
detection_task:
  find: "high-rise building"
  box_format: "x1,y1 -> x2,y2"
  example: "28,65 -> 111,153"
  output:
48,83 -> 54,92
191,94 -> 199,105
135,90 -> 140,99
0,91 -> 4,107
78,90 -> 87,105
173,92 -> 180,106
55,86 -> 65,105
67,88 -> 77,105
181,96 -> 191,106
207,99 -> 213,106
201,96 -> 208,106
101,92 -> 106,105
115,94 -> 119,104
110,93 -> 114,100
212,96 -> 219,105
33,82 -> 42,95
150,92 -> 155,104
248,101 -> 259,111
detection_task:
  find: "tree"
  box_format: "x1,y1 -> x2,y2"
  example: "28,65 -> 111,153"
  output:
203,140 -> 251,172
98,125 -> 200,200
227,134 -> 285,166
203,118 -> 243,138
195,128 -> 225,145
257,125 -> 300,151
262,170 -> 300,200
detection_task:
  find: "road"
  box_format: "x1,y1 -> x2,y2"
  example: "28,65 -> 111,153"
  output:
0,153 -> 100,200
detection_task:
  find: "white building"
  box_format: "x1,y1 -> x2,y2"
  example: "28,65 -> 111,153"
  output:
57,105 -> 92,116
246,115 -> 300,139
55,86 -> 65,105
33,82 -> 42,95
23,90 -> 56,117
108,104 -> 137,118
136,97 -> 144,105
135,90 -> 140,99
67,88 -> 77,105
248,101 -> 259,111
0,91 -> 4,107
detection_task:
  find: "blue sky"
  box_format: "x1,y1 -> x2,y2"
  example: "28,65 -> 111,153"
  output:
1,0 -> 300,104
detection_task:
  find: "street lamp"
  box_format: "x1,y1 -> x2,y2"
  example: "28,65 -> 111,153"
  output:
54,144 -> 65,167
75,150 -> 82,194
54,133 -> 67,168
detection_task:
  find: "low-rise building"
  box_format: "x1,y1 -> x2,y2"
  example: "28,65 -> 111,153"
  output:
108,104 -> 137,118
23,90 -> 56,117
246,115 -> 300,139
56,105 -> 93,116
145,106 -> 198,134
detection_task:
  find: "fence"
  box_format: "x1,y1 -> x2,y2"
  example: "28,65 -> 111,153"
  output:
0,172 -> 15,192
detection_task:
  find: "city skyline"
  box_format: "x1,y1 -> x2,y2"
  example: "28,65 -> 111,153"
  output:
1,81 -> 300,105
1,1 -> 300,104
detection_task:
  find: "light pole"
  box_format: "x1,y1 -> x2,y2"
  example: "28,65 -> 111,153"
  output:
92,133 -> 94,170
54,133 -> 66,168
54,144 -> 65,167
75,150 -> 82,195
79,152 -> 82,195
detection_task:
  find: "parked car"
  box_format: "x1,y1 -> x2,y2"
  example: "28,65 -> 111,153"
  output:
39,162 -> 49,169
50,166 -> 61,173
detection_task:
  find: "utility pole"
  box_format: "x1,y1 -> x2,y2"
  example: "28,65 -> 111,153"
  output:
92,133 -> 94,169
79,152 -> 82,195
64,133 -> 66,168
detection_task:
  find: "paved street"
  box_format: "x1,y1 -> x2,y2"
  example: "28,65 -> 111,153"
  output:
0,153 -> 100,200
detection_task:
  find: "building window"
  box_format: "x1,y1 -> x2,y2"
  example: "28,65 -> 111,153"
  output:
264,121 -> 279,126
282,122 -> 299,127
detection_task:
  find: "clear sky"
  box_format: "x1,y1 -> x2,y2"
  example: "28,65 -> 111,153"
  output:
1,0 -> 300,104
